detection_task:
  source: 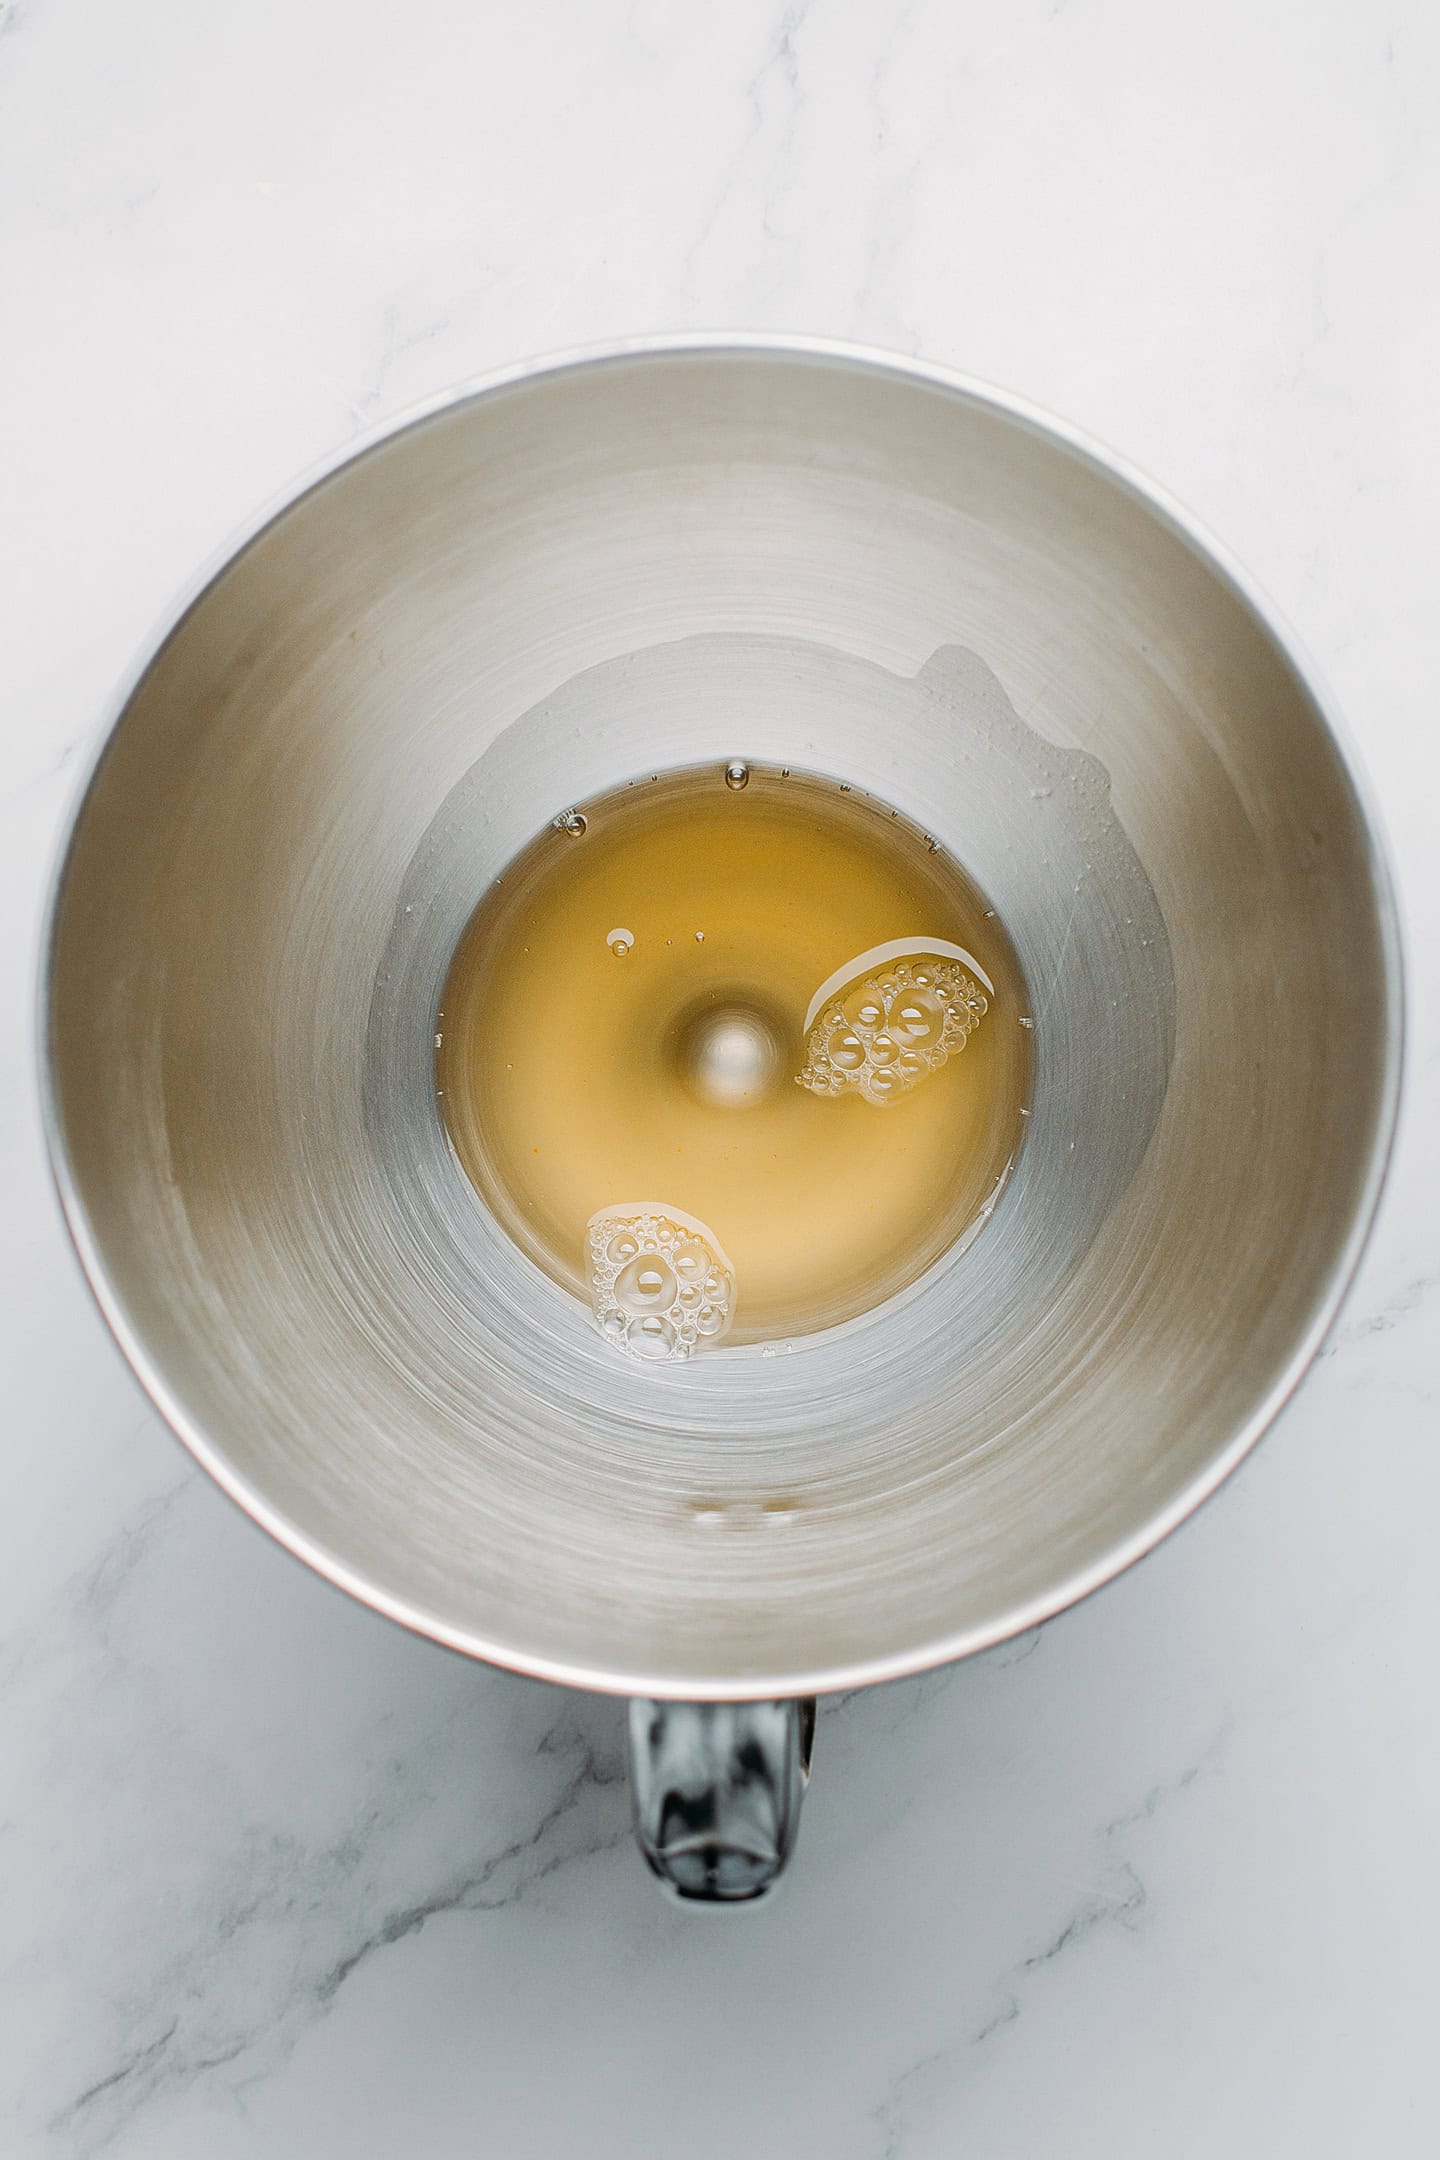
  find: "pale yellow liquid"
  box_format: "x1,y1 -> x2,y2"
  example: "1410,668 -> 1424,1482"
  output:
437,765 -> 1031,1344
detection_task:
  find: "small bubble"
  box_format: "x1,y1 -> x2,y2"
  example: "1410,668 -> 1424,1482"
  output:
924,836 -> 939,853
838,782 -> 852,794
635,1264 -> 669,1297
983,908 -> 997,919
554,808 -> 588,837
1018,1016 -> 1035,1029
761,1343 -> 777,1359
631,1315 -> 678,1359
607,927 -> 635,956
895,993 -> 942,1045
781,767 -> 791,778
434,1033 -> 442,1049
695,930 -> 705,943
724,761 -> 750,791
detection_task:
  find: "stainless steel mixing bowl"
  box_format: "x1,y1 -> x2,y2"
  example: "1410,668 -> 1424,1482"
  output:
42,340 -> 1402,1897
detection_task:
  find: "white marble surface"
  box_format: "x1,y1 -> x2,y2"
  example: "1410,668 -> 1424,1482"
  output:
2,0 -> 1438,2152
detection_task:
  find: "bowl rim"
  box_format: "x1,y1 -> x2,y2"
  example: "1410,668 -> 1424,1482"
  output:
36,333 -> 1407,1700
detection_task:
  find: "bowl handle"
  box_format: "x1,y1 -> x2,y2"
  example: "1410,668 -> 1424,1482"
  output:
627,1696 -> 815,1903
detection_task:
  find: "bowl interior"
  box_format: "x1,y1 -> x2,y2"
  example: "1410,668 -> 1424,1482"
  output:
47,349 -> 1398,1693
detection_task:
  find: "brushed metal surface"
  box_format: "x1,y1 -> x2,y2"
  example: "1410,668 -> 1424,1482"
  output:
42,340 -> 1402,1698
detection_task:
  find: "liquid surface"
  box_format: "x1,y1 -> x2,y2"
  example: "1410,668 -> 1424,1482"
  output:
436,764 -> 1031,1348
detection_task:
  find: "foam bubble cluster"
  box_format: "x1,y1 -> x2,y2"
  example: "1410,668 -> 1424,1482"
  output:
585,1202 -> 736,1361
797,949 -> 989,1106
